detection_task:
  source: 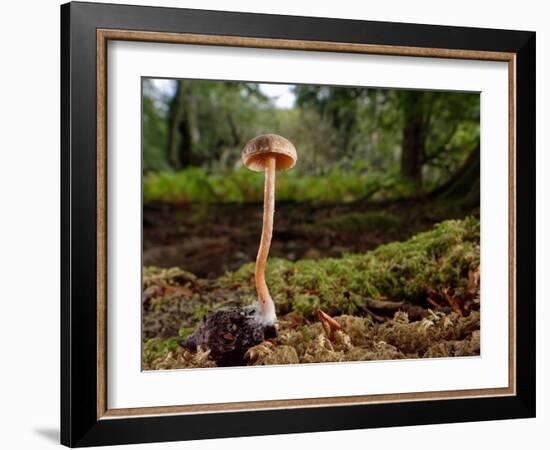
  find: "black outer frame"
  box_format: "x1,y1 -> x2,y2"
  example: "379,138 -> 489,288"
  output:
60,1 -> 536,447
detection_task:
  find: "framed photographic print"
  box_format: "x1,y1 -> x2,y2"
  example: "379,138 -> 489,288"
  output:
60,1 -> 536,447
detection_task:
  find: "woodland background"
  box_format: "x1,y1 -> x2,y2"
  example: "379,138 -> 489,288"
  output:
142,79 -> 480,277
142,79 -> 482,369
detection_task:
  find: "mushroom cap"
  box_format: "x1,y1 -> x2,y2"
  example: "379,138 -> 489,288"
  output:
242,134 -> 297,172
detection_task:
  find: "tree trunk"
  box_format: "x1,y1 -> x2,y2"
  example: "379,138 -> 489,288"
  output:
226,112 -> 241,146
400,91 -> 426,193
401,117 -> 424,190
167,82 -> 192,169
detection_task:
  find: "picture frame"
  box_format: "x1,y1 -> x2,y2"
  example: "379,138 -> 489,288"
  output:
60,1 -> 536,447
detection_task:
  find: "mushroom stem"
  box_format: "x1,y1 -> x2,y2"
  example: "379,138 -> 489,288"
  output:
255,155 -> 277,323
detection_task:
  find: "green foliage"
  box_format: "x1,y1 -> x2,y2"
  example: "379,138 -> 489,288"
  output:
168,80 -> 276,170
419,91 -> 480,190
295,85 -> 480,190
143,79 -> 480,199
142,80 -> 171,172
142,166 -> 413,204
217,217 -> 480,317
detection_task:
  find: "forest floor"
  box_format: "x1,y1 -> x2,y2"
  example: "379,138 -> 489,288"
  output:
144,199 -> 477,278
142,201 -> 480,370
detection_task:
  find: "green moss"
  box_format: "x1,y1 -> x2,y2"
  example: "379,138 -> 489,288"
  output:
217,217 -> 479,317
143,337 -> 216,370
143,266 -> 196,288
142,217 -> 480,368
178,326 -> 195,339
245,310 -> 480,366
144,308 -> 480,369
192,304 -> 211,322
293,293 -> 321,317
143,336 -> 182,367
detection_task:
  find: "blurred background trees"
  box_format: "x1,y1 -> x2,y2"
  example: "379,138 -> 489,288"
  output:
142,78 -> 479,204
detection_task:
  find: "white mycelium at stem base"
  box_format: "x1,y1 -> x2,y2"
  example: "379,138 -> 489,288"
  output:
255,156 -> 277,325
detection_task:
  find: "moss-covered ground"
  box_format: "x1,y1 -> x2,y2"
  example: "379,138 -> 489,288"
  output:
142,217 -> 480,370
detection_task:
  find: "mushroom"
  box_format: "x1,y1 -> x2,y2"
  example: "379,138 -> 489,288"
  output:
242,134 -> 298,325
181,134 -> 297,366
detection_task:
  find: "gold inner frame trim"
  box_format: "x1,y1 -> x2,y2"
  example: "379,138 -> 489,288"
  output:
96,28 -> 517,420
